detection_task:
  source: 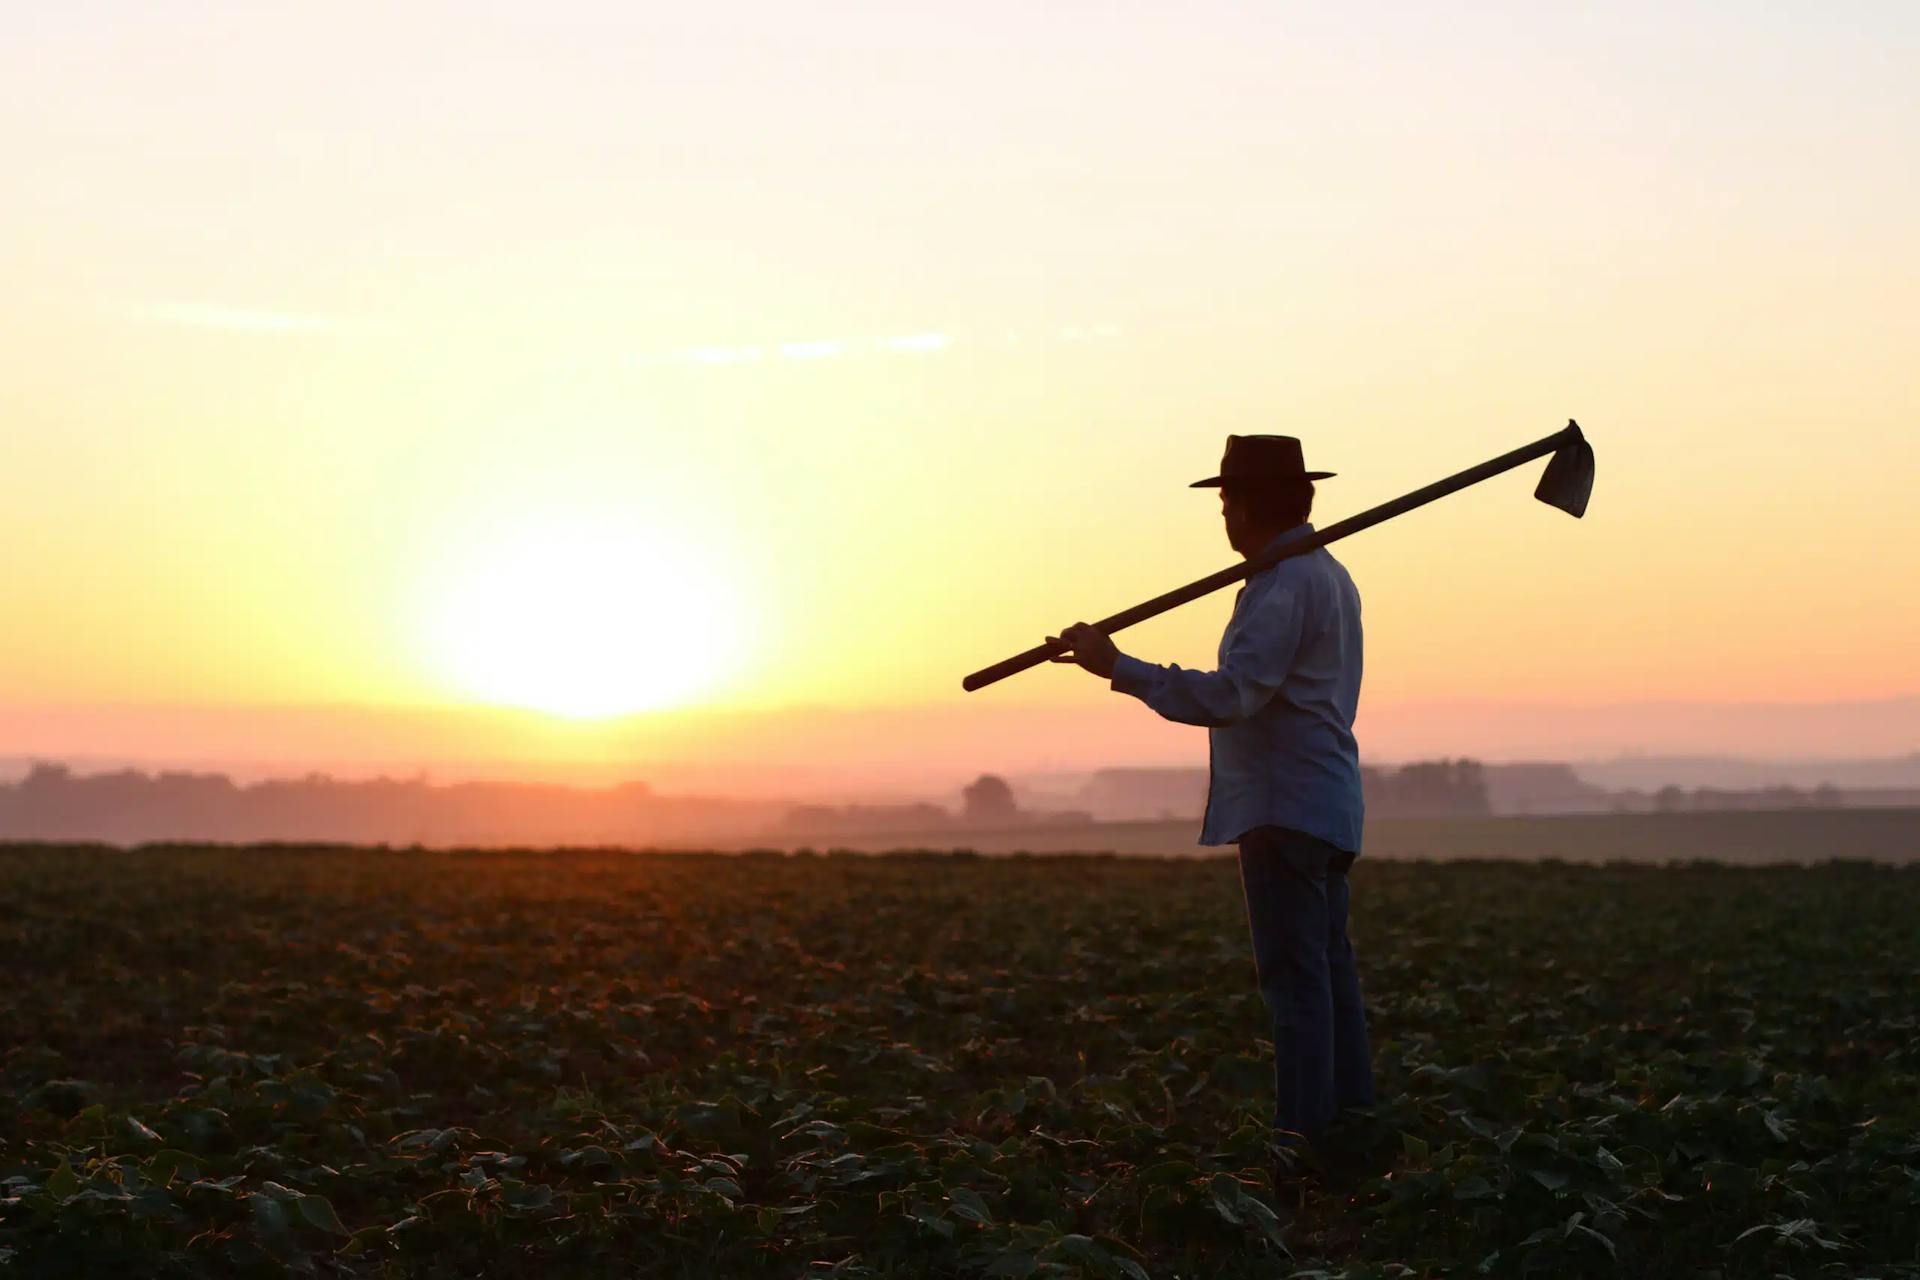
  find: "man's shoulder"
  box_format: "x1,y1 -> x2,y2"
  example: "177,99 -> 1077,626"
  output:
1258,545 -> 1349,588
1317,545 -> 1358,588
1249,548 -> 1358,617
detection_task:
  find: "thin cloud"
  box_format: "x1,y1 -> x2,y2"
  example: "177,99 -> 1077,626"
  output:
676,345 -> 764,364
879,332 -> 949,353
651,322 -> 1115,369
778,340 -> 844,360
129,301 -> 338,335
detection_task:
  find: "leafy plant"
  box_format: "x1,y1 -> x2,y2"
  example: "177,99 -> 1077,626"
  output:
2,845 -> 1916,1277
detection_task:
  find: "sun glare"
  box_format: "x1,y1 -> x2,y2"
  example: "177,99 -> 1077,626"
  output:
423,512 -> 746,718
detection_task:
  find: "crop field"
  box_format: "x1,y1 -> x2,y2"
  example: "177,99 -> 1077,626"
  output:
3,846 -> 1918,1279
746,809 -> 1920,865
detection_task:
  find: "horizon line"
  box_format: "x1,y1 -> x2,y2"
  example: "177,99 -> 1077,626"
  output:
5,688 -> 1917,716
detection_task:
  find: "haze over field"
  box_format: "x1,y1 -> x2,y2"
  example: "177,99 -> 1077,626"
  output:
5,2 -> 1916,785
2,699 -> 1917,802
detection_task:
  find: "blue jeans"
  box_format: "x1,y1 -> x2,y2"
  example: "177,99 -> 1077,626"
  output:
1236,824 -> 1374,1143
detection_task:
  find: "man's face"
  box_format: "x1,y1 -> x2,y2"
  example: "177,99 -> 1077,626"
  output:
1220,488 -> 1256,557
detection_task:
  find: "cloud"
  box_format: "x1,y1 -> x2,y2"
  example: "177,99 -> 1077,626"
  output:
651,322 -> 1114,369
129,301 -> 339,335
778,340 -> 844,360
665,333 -> 947,366
879,332 -> 949,353
677,345 -> 764,364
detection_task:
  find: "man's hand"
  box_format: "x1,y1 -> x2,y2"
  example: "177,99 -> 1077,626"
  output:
1046,622 -> 1119,680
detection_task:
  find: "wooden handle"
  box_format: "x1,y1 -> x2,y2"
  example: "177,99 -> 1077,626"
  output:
962,640 -> 1070,692
961,421 -> 1583,692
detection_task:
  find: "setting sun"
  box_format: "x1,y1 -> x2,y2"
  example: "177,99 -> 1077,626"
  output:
421,511 -> 746,719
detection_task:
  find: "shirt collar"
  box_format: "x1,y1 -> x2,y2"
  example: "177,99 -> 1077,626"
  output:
1258,522 -> 1316,559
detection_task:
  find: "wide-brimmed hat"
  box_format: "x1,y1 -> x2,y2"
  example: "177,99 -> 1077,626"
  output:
1189,434 -> 1335,488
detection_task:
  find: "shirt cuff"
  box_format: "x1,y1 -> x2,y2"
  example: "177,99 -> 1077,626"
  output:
1109,652 -> 1159,698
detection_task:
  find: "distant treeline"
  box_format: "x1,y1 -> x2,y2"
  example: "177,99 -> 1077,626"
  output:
785,761 -> 1502,835
782,773 -> 1097,835
1366,759 -> 1494,818
2,759 -> 1885,849
1069,762 -> 1889,822
1069,759 -> 1503,824
1636,783 -> 1843,812
0,764 -> 786,846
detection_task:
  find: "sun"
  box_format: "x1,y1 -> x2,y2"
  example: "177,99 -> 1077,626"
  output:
423,511 -> 747,718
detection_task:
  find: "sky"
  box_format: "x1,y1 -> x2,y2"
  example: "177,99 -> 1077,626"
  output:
3,2 -> 1917,792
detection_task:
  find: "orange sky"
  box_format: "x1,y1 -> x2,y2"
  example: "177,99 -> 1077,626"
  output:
3,3 -> 1916,788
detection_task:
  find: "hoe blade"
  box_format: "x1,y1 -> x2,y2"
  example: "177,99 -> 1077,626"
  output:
1534,420 -> 1595,518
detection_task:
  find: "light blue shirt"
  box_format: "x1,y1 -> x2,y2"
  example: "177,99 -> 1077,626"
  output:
1109,523 -> 1365,851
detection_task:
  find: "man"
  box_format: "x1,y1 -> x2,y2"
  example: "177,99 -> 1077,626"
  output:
1047,434 -> 1374,1174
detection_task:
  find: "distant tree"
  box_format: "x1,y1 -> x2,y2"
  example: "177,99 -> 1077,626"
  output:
1376,759 -> 1491,817
1654,785 -> 1687,813
962,774 -> 1018,824
783,804 -> 840,832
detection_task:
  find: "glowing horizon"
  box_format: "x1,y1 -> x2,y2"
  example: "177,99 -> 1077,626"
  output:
418,507 -> 750,718
3,2 -> 1916,774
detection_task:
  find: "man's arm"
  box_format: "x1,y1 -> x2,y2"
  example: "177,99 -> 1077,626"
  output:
1053,583 -> 1305,728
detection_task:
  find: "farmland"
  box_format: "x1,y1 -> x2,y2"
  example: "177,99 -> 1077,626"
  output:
717,808 -> 1920,864
3,845 -> 1917,1278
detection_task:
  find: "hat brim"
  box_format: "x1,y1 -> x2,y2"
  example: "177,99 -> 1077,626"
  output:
1190,471 -> 1336,488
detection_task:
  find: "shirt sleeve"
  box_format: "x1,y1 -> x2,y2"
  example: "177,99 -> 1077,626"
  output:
1109,579 -> 1306,727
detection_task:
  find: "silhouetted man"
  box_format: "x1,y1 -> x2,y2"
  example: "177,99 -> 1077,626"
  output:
1048,434 -> 1373,1179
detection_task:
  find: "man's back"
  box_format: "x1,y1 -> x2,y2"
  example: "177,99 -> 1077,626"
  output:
1202,529 -> 1365,850
1108,521 -> 1365,850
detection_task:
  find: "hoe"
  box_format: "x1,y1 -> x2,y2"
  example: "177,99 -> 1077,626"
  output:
962,420 -> 1595,692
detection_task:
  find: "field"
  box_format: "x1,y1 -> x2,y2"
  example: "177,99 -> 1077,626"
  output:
729,809 -> 1920,864
3,845 -> 1918,1278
